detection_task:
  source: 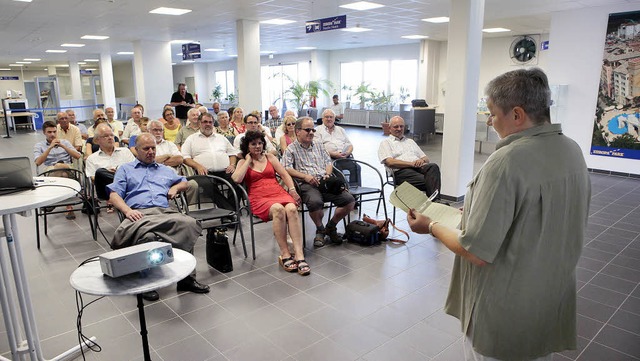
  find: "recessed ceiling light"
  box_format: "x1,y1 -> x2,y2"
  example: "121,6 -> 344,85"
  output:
23,58 -> 41,61
170,40 -> 194,44
149,7 -> 192,16
84,59 -> 99,62
204,48 -> 223,52
117,51 -> 134,55
12,0 -> 32,2
402,35 -> 429,40
341,27 -> 372,33
260,19 -> 296,25
77,62 -> 87,65
339,1 -> 384,11
422,17 -> 449,23
56,64 -> 70,67
482,27 -> 511,33
296,46 -> 317,50
85,68 -> 97,71
15,61 -> 32,64
46,50 -> 67,53
9,64 -> 24,67
182,60 -> 195,63
81,35 -> 109,40
0,68 -> 11,71
61,43 -> 85,48
260,50 -> 276,54
229,54 -> 238,57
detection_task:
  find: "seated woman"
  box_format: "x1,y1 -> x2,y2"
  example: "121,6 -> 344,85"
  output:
128,117 -> 150,156
232,130 -> 310,276
162,108 -> 181,143
278,115 -> 297,154
215,110 -> 237,144
229,107 -> 246,134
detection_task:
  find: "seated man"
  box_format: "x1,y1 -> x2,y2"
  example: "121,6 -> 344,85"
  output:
121,105 -> 143,145
316,108 -> 361,187
148,119 -> 184,170
108,132 -> 209,301
33,120 -> 82,219
67,109 -> 88,140
56,111 -> 83,152
85,124 -> 135,200
174,108 -> 201,149
378,116 -> 441,199
283,117 -> 355,247
265,105 -> 283,137
233,113 -> 278,157
105,106 -> 124,137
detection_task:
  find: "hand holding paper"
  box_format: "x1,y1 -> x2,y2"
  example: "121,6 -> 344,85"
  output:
390,182 -> 462,229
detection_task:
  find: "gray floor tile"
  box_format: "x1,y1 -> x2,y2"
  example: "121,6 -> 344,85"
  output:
200,319 -> 258,353
223,335 -> 289,361
577,342 -> 638,361
589,273 -> 638,294
577,296 -> 617,323
593,325 -> 640,358
180,303 -> 236,333
265,320 -> 323,355
362,337 -> 430,361
578,283 -> 629,308
609,309 -> 640,335
620,296 -> 640,315
294,337 -> 359,361
156,334 -> 222,361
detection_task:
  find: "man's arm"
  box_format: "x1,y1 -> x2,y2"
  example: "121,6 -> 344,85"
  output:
109,191 -> 145,222
167,180 -> 188,200
183,157 -> 208,175
158,154 -> 183,167
382,156 -> 428,169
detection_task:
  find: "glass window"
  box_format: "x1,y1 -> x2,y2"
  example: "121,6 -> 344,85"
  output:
214,70 -> 235,100
260,63 -> 307,111
390,59 -> 417,106
340,62 -> 362,105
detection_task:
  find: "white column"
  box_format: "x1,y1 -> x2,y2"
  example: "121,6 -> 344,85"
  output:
193,62 -> 208,104
68,62 -> 82,100
236,19 -> 262,112
99,52 -> 117,108
418,40 -> 441,105
440,0 -> 484,199
132,40 -> 173,119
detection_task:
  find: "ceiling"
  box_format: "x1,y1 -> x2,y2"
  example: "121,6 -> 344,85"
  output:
0,0 -> 635,71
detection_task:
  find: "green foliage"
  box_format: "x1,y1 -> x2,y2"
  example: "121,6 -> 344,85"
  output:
211,84 -> 222,101
370,91 -> 395,120
353,82 -> 375,109
609,133 -> 640,149
399,86 -> 411,103
278,73 -> 333,112
591,121 -> 608,146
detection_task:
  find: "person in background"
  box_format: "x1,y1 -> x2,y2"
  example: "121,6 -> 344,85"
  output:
232,130 -> 309,276
316,108 -> 360,187
212,102 -> 221,122
329,95 -> 344,121
230,107 -> 246,134
233,113 -> 278,157
174,108 -> 201,149
85,110 -> 120,159
56,111 -> 83,152
162,108 -> 181,143
278,115 -> 297,154
147,120 -> 184,172
128,117 -> 150,156
66,109 -> 88,140
214,111 -> 236,143
170,83 -> 195,125
121,104 -> 144,145
265,105 -> 283,137
157,104 -> 172,124
105,107 -> 124,137
407,68 -> 591,361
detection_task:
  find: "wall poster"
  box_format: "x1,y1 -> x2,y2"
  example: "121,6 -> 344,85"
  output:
592,10 -> 640,160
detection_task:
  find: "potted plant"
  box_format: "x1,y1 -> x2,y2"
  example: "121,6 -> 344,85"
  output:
354,82 -> 374,110
342,84 -> 354,109
370,91 -> 395,135
211,84 -> 222,102
225,91 -> 238,106
398,86 -> 411,112
307,79 -> 333,108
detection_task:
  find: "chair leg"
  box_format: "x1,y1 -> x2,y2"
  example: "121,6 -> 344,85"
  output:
35,210 -> 41,249
301,210 -> 306,249
43,211 -> 48,235
249,217 -> 256,260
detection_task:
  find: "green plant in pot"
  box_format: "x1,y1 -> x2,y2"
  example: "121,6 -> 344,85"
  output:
399,86 -> 411,104
354,82 -> 374,110
211,84 -> 222,102
307,79 -> 333,108
225,91 -> 238,106
342,84 -> 353,108
371,91 -> 396,135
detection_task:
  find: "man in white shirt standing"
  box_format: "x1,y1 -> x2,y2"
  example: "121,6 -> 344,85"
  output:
329,95 -> 344,122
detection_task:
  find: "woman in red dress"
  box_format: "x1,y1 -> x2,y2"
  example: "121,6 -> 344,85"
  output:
232,130 -> 310,275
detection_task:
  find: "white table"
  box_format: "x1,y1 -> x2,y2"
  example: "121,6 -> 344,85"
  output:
0,177 -> 87,361
70,249 -> 195,361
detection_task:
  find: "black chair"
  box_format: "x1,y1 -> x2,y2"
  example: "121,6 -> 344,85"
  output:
34,168 -> 91,249
333,159 -> 388,221
182,175 -> 248,258
236,185 -> 260,260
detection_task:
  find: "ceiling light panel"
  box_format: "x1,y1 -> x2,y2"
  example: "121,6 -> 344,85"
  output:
46,50 -> 67,53
342,27 -> 372,33
402,35 -> 429,39
61,43 -> 85,47
482,28 -> 511,33
149,7 -> 192,16
81,35 -> 109,40
339,1 -> 384,11
422,17 -> 449,23
23,58 -> 41,61
260,19 -> 296,25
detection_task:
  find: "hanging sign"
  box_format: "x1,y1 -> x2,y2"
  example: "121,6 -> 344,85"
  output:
306,15 -> 347,33
182,43 -> 201,60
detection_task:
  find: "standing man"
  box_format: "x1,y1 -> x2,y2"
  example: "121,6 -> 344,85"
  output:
378,116 -> 441,199
66,109 -> 88,140
316,108 -> 360,187
265,105 -> 282,137
283,117 -> 355,247
329,95 -> 344,121
407,68 -> 590,361
105,106 -> 124,137
56,111 -> 83,152
170,83 -> 195,125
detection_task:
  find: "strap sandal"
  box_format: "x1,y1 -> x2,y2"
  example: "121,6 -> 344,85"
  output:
296,260 -> 311,276
313,232 -> 325,248
278,255 -> 298,272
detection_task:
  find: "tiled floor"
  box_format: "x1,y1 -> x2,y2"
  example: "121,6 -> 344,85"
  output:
0,126 -> 638,361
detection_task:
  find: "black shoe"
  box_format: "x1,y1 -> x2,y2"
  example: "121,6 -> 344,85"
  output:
177,276 -> 210,294
325,224 -> 343,245
141,291 -> 159,301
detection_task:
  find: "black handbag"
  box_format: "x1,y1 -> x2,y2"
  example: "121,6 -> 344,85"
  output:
318,176 -> 345,195
206,227 -> 233,273
346,220 -> 380,246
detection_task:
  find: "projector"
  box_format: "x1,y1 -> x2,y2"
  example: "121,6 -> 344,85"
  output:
99,241 -> 174,278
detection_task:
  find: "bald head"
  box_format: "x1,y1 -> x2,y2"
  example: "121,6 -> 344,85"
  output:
134,133 -> 157,164
389,116 -> 405,138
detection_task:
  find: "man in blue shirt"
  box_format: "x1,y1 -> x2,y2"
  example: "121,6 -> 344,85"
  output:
108,133 -> 209,301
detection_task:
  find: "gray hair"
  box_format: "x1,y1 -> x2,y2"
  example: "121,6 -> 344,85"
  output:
187,108 -> 200,117
295,116 -> 313,130
147,119 -> 164,130
485,67 -> 551,124
322,108 -> 335,118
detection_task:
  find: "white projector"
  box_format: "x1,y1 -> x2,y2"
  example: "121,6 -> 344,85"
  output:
99,241 -> 174,278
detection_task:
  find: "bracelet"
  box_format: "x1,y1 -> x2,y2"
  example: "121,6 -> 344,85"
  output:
428,221 -> 439,236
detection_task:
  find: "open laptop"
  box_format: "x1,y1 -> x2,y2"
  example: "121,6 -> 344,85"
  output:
0,156 -> 35,194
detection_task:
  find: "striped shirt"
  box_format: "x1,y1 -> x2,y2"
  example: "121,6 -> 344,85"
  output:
282,139 -> 331,178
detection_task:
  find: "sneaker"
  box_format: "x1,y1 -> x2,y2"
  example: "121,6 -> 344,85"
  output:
313,230 -> 325,248
325,224 -> 343,245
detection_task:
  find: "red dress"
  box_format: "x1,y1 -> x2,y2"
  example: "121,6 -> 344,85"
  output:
244,159 -> 295,221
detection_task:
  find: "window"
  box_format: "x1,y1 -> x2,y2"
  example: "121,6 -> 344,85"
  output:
261,63 -> 309,111
214,70 -> 235,100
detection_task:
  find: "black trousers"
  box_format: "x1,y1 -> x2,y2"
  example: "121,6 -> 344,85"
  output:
394,163 -> 441,199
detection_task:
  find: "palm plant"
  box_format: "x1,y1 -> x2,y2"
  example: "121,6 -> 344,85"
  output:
353,82 -> 375,109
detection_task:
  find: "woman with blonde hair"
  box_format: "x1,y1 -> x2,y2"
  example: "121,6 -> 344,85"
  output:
278,115 -> 297,153
230,107 -> 246,134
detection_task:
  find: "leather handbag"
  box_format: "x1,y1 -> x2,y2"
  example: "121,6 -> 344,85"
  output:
362,213 -> 410,244
346,220 -> 380,246
318,176 -> 345,195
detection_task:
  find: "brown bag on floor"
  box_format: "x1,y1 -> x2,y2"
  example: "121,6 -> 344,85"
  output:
362,214 -> 409,244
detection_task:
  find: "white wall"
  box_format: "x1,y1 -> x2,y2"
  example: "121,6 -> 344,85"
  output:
548,3 -> 640,175
113,61 -> 135,99
0,70 -> 48,100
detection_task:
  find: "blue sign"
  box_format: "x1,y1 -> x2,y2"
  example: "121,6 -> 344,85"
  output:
306,15 -> 347,33
541,40 -> 549,50
80,69 -> 93,75
0,76 -> 19,80
182,43 -> 201,60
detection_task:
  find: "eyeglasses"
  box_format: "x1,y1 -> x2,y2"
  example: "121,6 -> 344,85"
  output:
286,123 -> 295,126
246,121 -> 259,124
301,128 -> 316,133
96,117 -> 106,121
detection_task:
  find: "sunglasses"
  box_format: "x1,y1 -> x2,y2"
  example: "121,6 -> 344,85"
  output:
96,117 -> 106,121
301,128 -> 316,133
286,123 -> 295,126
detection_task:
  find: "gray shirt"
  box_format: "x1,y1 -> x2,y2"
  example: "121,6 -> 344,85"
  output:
445,123 -> 591,359
33,139 -> 75,166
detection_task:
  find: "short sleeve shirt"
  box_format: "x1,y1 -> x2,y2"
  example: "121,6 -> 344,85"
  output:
377,135 -> 426,169
282,139 -> 331,178
315,124 -> 352,154
85,147 -> 135,178
33,139 -> 75,166
57,124 -> 83,149
181,132 -> 236,172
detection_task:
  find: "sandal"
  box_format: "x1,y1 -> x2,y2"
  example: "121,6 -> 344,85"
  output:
106,205 -> 114,213
296,260 -> 311,276
278,256 -> 298,272
313,232 -> 325,248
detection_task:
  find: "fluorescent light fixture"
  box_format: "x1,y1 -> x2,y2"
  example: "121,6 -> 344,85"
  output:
77,62 -> 87,65
15,61 -> 32,64
0,68 -> 11,71
149,7 -> 192,16
296,46 -> 317,50
341,27 -> 372,33
56,64 -> 70,67
171,63 -> 176,65
482,27 -> 511,33
46,49 -> 67,53
204,48 -> 223,52
9,64 -> 24,67
117,51 -> 134,55
229,54 -> 238,57
181,60 -> 195,63
339,1 -> 384,11
84,59 -> 99,62
422,17 -> 449,23
85,68 -> 97,71
61,43 -> 85,47
260,19 -> 296,25
170,40 -> 194,44
13,0 -> 32,2
24,58 -> 41,61
81,35 -> 109,40
402,35 -> 429,40
260,50 -> 276,54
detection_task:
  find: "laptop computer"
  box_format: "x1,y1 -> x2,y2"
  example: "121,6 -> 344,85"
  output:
0,156 -> 35,194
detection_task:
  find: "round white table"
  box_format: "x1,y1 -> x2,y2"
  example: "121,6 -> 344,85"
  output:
69,249 -> 196,361
0,177 -> 82,361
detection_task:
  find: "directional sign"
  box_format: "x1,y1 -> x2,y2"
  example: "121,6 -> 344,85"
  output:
182,43 -> 201,61
0,76 -> 19,80
306,15 -> 347,34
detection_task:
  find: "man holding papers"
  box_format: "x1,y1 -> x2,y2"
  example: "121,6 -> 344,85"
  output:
378,116 -> 441,199
407,68 -> 590,361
